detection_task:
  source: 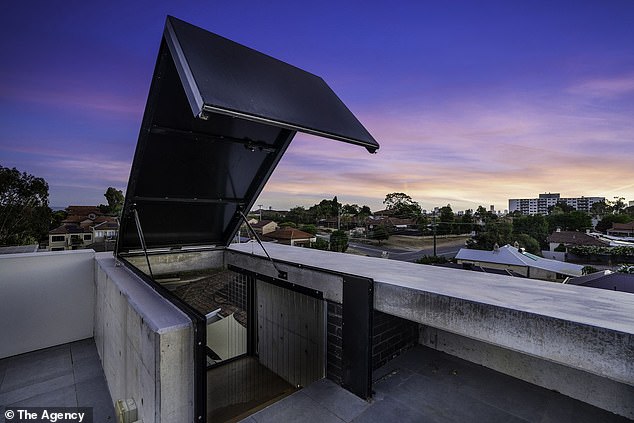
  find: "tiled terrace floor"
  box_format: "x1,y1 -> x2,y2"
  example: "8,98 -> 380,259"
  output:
0,338 -> 115,421
242,345 -> 632,423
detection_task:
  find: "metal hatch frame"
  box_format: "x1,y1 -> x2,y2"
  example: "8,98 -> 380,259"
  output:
114,15 -> 380,423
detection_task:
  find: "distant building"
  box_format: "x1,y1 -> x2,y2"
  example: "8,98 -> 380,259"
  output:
508,193 -> 604,215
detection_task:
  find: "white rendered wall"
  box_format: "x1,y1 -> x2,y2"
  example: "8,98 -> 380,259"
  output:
0,250 -> 95,359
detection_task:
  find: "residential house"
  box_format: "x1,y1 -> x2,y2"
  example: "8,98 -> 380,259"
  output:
264,228 -> 316,247
48,206 -> 119,250
546,229 -> 608,253
607,221 -> 634,237
251,219 -> 278,235
455,244 -> 585,282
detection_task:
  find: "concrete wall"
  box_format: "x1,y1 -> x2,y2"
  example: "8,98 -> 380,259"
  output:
420,327 -> 634,419
124,250 -> 224,276
0,250 -> 95,359
95,253 -> 193,423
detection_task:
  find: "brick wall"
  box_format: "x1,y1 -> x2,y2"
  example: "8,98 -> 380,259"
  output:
326,301 -> 343,384
372,310 -> 418,370
326,301 -> 419,386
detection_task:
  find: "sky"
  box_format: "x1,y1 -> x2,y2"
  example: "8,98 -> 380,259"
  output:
1,1 -> 633,213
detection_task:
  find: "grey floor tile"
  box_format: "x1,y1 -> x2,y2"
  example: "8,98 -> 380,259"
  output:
352,395 -> 435,423
8,383 -> 78,407
1,348 -> 73,393
72,353 -> 104,383
76,376 -> 115,422
302,379 -> 370,422
251,391 -> 344,423
372,367 -> 415,393
389,372 -> 526,423
539,394 -> 632,423
0,373 -> 75,405
70,338 -> 99,362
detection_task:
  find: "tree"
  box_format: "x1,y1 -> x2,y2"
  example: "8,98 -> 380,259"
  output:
513,215 -> 549,248
460,209 -> 474,234
287,206 -> 309,225
370,225 -> 390,245
100,187 -> 124,216
513,234 -> 541,255
467,221 -> 513,250
546,211 -> 592,233
299,224 -> 317,235
0,166 -> 51,246
329,230 -> 349,252
437,204 -> 455,235
383,192 -> 421,219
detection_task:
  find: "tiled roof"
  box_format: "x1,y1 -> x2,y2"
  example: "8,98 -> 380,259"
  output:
266,228 -> 314,240
547,231 -> 608,246
252,220 -> 275,228
49,224 -> 91,234
93,221 -> 119,230
611,222 -> 634,231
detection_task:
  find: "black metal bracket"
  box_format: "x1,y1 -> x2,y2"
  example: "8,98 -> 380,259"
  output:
237,211 -> 288,280
132,207 -> 154,280
342,275 -> 374,400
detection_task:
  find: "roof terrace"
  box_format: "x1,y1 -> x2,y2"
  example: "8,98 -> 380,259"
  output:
1,247 -> 632,422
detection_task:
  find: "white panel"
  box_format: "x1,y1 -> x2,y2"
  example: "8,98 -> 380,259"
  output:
0,250 -> 95,359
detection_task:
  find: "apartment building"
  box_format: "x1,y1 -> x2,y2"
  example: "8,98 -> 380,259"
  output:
509,193 -> 604,215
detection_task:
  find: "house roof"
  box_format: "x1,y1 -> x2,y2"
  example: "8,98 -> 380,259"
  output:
455,244 -> 585,277
252,220 -> 275,228
49,224 -> 91,234
568,271 -> 634,294
610,222 -> 634,231
265,228 -> 315,241
547,231 -> 608,247
93,221 -> 119,230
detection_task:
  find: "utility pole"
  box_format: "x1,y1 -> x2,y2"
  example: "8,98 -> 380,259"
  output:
433,213 -> 437,257
258,204 -> 263,222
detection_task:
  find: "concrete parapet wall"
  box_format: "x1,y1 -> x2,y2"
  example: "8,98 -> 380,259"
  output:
420,326 -> 634,419
94,253 -> 193,423
0,250 -> 95,359
374,281 -> 634,388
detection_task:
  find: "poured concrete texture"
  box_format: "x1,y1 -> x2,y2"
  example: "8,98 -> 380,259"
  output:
95,253 -> 193,423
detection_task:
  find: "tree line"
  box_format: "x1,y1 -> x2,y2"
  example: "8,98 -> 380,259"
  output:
1,165 -> 124,246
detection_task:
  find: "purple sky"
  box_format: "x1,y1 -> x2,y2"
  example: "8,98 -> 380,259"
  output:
1,1 -> 633,212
